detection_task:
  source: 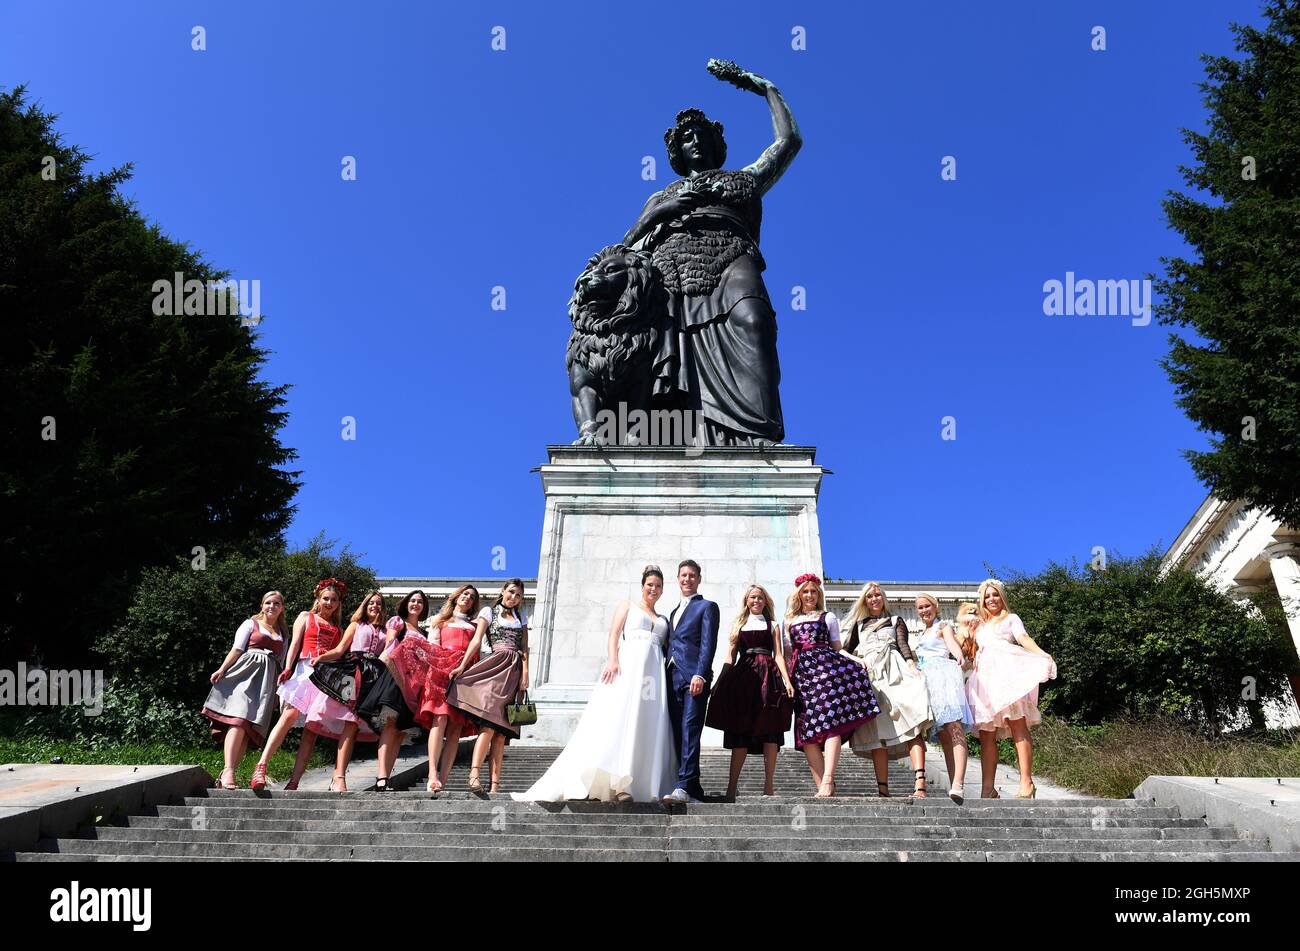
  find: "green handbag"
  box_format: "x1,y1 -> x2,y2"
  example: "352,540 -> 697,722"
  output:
507,691 -> 537,726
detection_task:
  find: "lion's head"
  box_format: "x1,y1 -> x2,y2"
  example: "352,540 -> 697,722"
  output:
568,244 -> 662,338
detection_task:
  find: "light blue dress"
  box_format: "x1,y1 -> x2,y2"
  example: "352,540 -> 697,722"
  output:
914,620 -> 974,737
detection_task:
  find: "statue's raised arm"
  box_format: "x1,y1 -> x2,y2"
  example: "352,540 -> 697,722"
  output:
708,59 -> 802,197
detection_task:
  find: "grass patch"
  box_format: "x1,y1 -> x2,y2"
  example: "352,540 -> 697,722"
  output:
974,716 -> 1300,798
0,735 -> 331,787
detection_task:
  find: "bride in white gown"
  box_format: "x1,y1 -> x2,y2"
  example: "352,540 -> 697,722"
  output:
513,565 -> 678,802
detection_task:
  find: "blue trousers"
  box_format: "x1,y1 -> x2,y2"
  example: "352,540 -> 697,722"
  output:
667,676 -> 709,798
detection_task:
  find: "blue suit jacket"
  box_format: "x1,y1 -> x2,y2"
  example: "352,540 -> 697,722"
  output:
666,596 -> 720,690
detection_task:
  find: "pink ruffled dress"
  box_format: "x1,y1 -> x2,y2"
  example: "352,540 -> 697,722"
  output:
965,613 -> 1056,739
278,613 -> 380,742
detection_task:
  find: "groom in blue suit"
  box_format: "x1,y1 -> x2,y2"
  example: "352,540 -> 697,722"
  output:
664,559 -> 719,803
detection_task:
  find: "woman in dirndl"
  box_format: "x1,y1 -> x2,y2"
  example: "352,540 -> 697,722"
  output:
783,573 -> 881,798
418,585 -> 481,790
966,578 -> 1056,800
308,590 -> 389,791
447,578 -> 530,794
705,584 -> 794,797
842,582 -> 934,798
913,593 -> 974,803
252,578 -> 373,791
356,589 -> 434,791
202,591 -> 288,788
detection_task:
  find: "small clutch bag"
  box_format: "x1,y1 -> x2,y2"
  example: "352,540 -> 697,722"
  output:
507,691 -> 537,726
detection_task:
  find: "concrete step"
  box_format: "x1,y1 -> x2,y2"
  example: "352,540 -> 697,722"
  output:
125,813 -> 1221,832
16,842 -> 1293,862
6,746 -> 1281,863
29,833 -> 1267,857
172,795 -> 1185,817
82,825 -> 1242,846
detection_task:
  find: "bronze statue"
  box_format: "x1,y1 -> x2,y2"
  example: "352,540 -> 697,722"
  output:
566,59 -> 801,447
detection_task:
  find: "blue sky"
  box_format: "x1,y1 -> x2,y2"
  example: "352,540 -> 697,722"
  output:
2,1 -> 1261,582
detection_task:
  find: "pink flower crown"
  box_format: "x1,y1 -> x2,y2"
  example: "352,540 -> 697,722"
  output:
794,573 -> 822,587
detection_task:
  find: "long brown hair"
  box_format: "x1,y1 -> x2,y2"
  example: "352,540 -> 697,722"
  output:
431,584 -> 481,630
395,589 -> 430,624
492,578 -> 526,622
729,584 -> 774,657
350,590 -> 389,627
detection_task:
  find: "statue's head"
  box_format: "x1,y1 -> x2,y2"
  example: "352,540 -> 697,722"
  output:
664,108 -> 726,176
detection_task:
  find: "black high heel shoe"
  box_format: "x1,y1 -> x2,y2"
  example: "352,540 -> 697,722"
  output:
911,767 -> 927,798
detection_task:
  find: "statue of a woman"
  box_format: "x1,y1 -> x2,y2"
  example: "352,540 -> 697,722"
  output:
624,60 -> 801,447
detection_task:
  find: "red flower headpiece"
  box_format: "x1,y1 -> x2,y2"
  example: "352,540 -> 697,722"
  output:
315,577 -> 347,597
794,573 -> 822,588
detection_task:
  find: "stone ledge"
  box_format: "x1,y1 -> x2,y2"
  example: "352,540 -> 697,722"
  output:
1133,775 -> 1300,852
0,763 -> 211,852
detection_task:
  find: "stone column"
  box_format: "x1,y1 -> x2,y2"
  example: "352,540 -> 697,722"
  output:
1264,541 -> 1300,710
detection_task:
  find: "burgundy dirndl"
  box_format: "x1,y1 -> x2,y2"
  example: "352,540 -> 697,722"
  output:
706,619 -> 793,751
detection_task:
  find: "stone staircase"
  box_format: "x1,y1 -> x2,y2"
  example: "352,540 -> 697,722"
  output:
6,748 -> 1298,861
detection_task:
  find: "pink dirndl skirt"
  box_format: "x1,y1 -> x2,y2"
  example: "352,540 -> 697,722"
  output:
278,658 -> 379,742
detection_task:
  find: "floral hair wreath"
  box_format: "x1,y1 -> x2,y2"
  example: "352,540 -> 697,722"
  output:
315,577 -> 347,597
794,573 -> 822,587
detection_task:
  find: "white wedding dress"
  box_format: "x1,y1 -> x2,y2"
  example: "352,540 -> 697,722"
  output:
513,605 -> 678,802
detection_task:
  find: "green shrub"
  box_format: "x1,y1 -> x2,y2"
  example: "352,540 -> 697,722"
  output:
91,533 -> 376,723
999,550 -> 1298,732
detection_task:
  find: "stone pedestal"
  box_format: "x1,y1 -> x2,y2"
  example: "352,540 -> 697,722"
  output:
522,445 -> 826,746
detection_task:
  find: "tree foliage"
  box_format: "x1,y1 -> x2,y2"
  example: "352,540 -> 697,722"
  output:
94,534 -> 378,709
1153,1 -> 1300,525
1003,550 -> 1298,732
0,86 -> 300,665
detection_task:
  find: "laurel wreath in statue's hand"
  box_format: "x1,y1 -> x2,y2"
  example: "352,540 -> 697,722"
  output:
707,58 -> 771,95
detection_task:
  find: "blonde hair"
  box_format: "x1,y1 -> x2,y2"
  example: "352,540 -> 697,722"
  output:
311,584 -> 344,626
729,585 -> 775,656
785,579 -> 825,619
843,581 -> 890,637
914,592 -> 941,621
254,590 -> 289,638
976,578 -> 1011,623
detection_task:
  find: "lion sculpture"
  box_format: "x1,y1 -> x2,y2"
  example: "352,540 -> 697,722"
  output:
565,244 -> 671,445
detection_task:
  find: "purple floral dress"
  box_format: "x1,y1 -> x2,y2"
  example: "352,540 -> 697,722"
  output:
788,612 -> 880,748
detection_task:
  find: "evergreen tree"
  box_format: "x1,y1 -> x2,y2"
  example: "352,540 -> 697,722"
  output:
0,87 -> 300,666
1154,1 -> 1300,525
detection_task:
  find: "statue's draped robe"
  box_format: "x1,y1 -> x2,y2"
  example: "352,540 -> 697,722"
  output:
644,168 -> 784,446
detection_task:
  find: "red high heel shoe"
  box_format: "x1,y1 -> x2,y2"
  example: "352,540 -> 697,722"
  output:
250,763 -> 268,790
